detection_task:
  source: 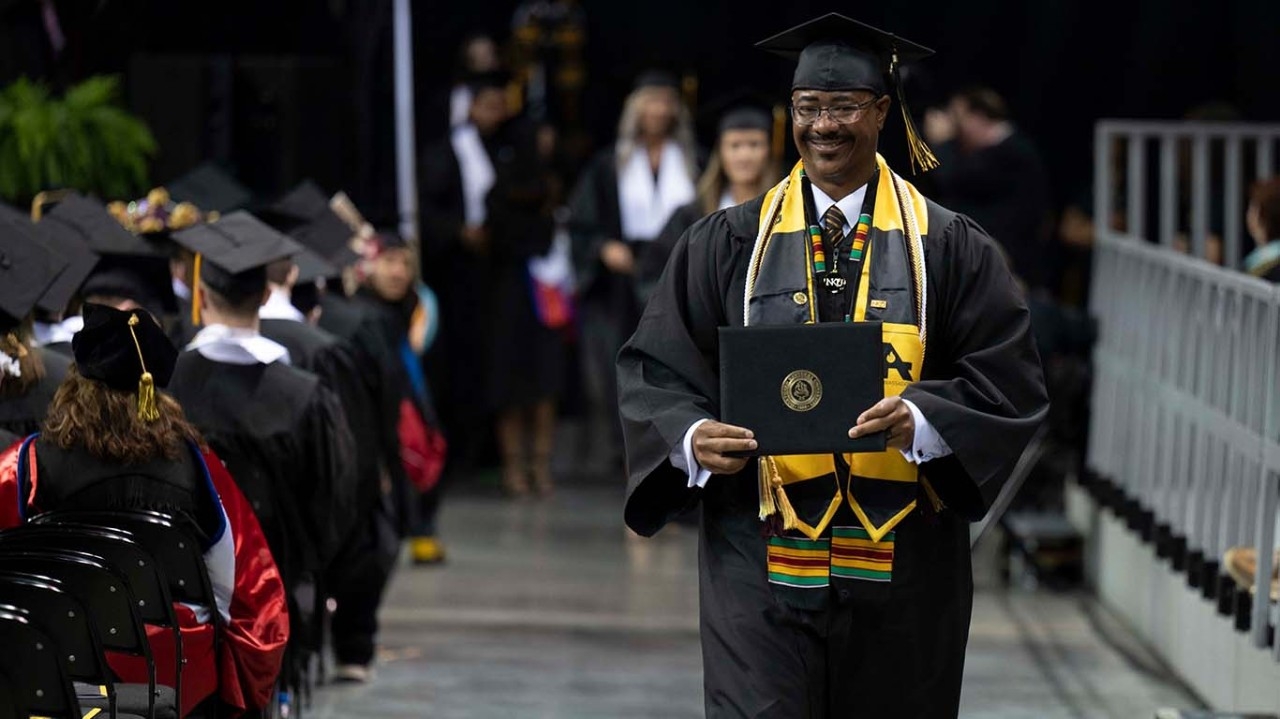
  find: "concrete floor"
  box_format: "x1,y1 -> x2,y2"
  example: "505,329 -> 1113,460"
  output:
311,485 -> 1202,719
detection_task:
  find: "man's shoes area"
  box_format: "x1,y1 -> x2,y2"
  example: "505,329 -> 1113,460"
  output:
410,536 -> 447,565
333,664 -> 374,684
1224,547 -> 1280,602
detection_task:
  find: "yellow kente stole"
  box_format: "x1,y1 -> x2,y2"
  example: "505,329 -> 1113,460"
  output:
745,155 -> 939,543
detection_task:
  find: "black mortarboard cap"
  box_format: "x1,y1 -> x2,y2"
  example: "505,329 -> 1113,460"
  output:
289,210 -> 360,270
0,218 -> 64,332
634,69 -> 679,91
756,13 -> 933,94
74,303 -> 178,421
171,211 -> 302,277
757,12 -> 939,172
704,89 -> 777,136
43,193 -> 175,314
293,247 -> 339,285
27,221 -> 99,316
166,162 -> 253,214
257,179 -> 331,231
171,211 -> 303,313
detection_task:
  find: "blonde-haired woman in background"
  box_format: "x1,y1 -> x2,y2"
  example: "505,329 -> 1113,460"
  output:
640,101 -> 782,298
568,71 -> 699,471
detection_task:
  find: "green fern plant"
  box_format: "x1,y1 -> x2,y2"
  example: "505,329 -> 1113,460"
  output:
0,75 -> 157,204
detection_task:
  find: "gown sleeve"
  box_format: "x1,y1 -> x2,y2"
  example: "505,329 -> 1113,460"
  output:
567,153 -> 614,296
903,213 -> 1050,519
313,341 -> 385,521
617,212 -> 743,537
203,448 -> 290,713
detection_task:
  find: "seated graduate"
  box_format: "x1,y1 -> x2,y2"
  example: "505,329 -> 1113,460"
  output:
0,213 -> 88,437
0,302 -> 288,715
164,211 -> 358,689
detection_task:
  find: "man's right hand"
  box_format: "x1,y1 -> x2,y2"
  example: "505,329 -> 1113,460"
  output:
600,240 -> 635,275
692,421 -> 757,475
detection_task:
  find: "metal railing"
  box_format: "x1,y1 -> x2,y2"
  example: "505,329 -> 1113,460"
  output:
1089,120 -> 1280,656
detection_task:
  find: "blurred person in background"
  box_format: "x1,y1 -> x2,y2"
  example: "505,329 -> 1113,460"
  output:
358,233 -> 448,564
926,86 -> 1052,293
568,71 -> 698,467
448,34 -> 503,129
642,99 -> 782,297
1244,177 -> 1280,282
420,71 -> 511,482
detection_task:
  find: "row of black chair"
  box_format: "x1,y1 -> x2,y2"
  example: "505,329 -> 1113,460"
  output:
0,510 -> 219,719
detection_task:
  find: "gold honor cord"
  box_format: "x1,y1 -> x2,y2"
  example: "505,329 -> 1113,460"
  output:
127,314 -> 160,422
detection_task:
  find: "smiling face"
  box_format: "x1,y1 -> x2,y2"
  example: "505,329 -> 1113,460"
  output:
791,89 -> 889,193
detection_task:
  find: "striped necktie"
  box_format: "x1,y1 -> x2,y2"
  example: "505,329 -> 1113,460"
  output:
822,204 -> 847,249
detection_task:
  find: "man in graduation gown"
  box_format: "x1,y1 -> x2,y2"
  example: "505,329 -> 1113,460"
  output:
165,211 -> 358,691
257,226 -> 400,681
617,14 -> 1049,718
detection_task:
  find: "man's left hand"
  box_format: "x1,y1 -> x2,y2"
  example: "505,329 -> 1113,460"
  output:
849,396 -> 915,451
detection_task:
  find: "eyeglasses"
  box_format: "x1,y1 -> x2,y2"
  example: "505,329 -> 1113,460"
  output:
790,98 -> 879,126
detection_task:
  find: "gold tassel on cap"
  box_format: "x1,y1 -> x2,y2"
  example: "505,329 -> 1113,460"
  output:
127,314 -> 160,422
191,253 -> 203,327
892,48 -> 939,175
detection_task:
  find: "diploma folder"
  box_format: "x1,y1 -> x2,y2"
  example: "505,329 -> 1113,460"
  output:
719,322 -> 887,456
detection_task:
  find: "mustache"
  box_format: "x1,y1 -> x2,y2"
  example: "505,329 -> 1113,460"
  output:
802,130 -> 852,143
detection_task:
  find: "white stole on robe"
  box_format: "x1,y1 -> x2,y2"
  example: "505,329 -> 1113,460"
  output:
451,123 -> 496,227
617,140 -> 695,242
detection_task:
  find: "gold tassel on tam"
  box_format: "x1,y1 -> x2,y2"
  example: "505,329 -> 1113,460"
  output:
127,314 -> 160,422
891,48 -> 939,174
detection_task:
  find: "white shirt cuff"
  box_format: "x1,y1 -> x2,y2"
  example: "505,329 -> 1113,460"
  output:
899,398 -> 953,464
670,418 -> 713,488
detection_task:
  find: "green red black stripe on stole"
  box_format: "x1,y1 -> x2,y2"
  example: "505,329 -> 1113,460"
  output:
830,526 -> 895,583
766,536 -> 831,588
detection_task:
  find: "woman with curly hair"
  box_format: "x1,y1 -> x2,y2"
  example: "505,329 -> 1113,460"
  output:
0,303 -> 289,716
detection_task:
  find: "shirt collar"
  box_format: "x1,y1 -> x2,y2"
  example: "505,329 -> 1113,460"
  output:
259,288 -> 305,323
809,181 -> 869,235
186,324 -> 291,366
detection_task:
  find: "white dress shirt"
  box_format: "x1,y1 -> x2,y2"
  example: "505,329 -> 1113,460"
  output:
671,182 -> 952,488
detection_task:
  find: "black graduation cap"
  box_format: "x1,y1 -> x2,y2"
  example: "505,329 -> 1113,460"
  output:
702,89 -> 777,136
166,162 -> 253,214
0,217 -> 64,332
42,193 -> 175,315
73,303 -> 178,422
634,69 -> 679,91
171,211 -> 303,317
757,12 -> 938,172
27,221 -> 99,316
293,247 -> 339,285
289,211 -> 361,272
257,180 -> 331,232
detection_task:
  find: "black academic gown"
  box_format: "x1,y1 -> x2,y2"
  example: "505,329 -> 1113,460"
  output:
419,132 -> 497,466
640,200 -> 706,302
0,348 -> 70,438
167,350 -> 357,661
484,123 -> 565,410
618,195 -> 1048,718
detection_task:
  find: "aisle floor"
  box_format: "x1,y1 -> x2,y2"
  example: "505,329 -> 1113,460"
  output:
311,486 -> 1201,719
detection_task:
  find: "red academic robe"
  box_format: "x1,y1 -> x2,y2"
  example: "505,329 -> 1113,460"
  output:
0,439 -> 290,716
